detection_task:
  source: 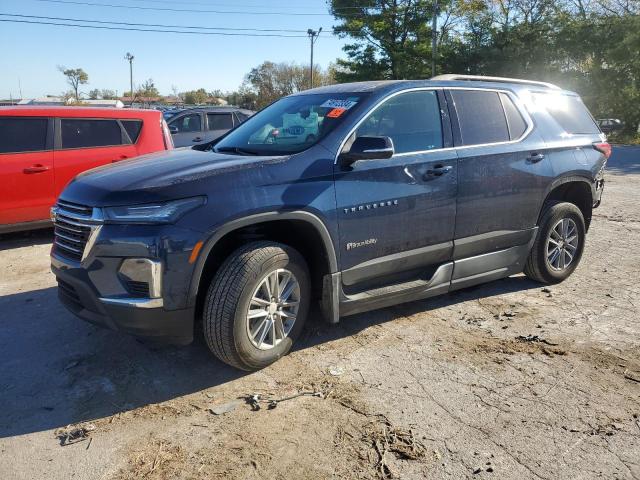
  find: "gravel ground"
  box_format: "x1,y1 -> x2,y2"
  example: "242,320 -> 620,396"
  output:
1,146 -> 639,480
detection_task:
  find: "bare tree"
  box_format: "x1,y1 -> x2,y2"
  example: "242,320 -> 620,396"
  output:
57,66 -> 88,102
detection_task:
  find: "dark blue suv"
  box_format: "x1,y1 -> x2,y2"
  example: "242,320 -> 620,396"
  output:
51,75 -> 609,370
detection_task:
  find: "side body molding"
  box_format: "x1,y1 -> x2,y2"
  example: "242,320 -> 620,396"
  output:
187,210 -> 338,308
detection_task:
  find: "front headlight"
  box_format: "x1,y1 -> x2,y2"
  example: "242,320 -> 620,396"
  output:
103,197 -> 206,224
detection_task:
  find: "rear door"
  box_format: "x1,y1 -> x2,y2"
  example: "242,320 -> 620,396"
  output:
447,88 -> 553,260
53,117 -> 137,196
168,112 -> 203,147
334,89 -> 458,292
0,116 -> 55,225
204,112 -> 234,143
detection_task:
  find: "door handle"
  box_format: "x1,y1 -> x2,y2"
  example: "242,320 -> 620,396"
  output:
23,164 -> 50,174
112,154 -> 129,163
527,152 -> 545,163
193,137 -> 203,142
424,165 -> 452,179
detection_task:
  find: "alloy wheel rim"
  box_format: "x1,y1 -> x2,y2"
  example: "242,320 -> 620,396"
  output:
546,218 -> 579,271
246,268 -> 300,350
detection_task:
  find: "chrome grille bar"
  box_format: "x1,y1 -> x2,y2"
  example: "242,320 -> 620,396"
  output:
52,202 -> 103,262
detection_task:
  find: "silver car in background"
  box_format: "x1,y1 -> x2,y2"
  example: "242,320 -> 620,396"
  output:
167,107 -> 254,147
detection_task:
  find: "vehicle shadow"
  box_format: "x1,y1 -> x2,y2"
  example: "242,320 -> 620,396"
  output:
608,145 -> 640,174
0,228 -> 53,251
0,275 -> 539,439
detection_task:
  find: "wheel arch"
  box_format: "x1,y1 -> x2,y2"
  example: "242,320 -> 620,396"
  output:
187,211 -> 338,317
540,176 -> 594,231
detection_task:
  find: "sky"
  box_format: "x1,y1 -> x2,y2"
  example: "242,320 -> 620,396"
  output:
0,0 -> 348,99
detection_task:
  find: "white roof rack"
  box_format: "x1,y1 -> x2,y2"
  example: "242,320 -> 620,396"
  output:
431,74 -> 561,90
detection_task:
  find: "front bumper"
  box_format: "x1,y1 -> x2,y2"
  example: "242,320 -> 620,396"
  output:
50,217 -> 202,345
52,254 -> 194,344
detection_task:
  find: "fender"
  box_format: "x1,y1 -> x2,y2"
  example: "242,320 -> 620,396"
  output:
187,210 -> 338,307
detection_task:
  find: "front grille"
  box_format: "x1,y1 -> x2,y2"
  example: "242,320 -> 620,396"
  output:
57,199 -> 93,216
53,201 -> 96,262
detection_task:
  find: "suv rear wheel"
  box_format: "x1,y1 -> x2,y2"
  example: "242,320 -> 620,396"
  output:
524,201 -> 586,284
203,241 -> 310,370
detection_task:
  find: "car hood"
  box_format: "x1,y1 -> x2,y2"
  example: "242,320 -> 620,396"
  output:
60,148 -> 290,207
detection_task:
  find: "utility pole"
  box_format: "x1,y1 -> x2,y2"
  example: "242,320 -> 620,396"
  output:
431,0 -> 438,77
307,27 -> 322,89
125,52 -> 134,105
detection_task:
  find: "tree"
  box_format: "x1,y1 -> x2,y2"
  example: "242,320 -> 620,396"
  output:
329,0 -> 445,81
100,89 -> 117,100
58,66 -> 89,101
183,88 -> 210,104
242,61 -> 335,109
136,78 -> 160,98
88,88 -> 100,100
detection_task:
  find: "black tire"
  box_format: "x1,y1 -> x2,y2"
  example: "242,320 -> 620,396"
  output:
524,201 -> 586,284
203,241 -> 310,371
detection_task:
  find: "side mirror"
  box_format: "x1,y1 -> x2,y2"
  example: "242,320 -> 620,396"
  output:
339,136 -> 394,166
169,125 -> 179,134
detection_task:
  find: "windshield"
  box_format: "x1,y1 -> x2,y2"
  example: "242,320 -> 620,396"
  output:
214,93 -> 368,156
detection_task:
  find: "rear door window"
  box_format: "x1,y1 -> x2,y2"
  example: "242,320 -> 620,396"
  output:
61,119 -> 123,149
121,119 -> 143,143
450,90 -> 510,145
0,117 -> 48,153
534,93 -> 600,134
207,113 -> 233,130
355,90 -> 443,154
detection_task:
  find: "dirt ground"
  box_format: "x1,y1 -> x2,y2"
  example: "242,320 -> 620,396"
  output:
1,146 -> 639,480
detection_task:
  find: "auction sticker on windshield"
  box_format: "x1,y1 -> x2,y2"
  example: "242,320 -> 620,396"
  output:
327,108 -> 347,118
321,99 -> 358,110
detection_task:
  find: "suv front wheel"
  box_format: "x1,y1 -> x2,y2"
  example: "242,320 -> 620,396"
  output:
524,201 -> 586,284
203,241 -> 310,370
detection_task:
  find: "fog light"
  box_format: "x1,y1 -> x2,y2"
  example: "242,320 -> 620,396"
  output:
118,259 -> 162,298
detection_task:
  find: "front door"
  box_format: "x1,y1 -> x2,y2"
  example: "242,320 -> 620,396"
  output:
334,89 -> 458,292
169,112 -> 204,147
0,116 -> 55,225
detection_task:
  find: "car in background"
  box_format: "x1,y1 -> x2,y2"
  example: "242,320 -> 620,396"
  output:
597,118 -> 623,134
167,106 -> 254,147
0,106 -> 173,233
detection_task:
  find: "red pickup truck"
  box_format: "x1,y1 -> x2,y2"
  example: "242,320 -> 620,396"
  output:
0,106 -> 173,233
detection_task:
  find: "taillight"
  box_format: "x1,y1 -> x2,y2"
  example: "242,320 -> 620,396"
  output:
593,142 -> 611,159
161,119 -> 174,150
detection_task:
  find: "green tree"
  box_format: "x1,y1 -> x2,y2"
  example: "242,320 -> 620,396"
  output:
183,88 -> 209,104
243,61 -> 335,108
330,0 -> 446,81
58,66 -> 88,101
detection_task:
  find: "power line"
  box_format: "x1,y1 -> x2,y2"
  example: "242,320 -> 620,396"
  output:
0,18 -> 312,37
32,0 -> 342,16
122,0 -> 373,13
0,12 -> 313,33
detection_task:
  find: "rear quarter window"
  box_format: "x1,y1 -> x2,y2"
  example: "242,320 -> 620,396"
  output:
534,93 -> 600,134
61,119 -> 123,149
499,93 -> 528,140
450,90 -> 510,145
121,119 -> 143,143
0,117 -> 48,153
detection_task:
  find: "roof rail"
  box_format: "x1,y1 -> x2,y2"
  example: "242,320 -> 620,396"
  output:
431,74 -> 561,90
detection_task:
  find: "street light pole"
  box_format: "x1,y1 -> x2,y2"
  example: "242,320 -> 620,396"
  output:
431,0 -> 438,77
125,52 -> 134,105
307,27 -> 322,89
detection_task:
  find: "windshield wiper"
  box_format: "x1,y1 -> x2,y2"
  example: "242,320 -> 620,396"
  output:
215,146 -> 260,156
